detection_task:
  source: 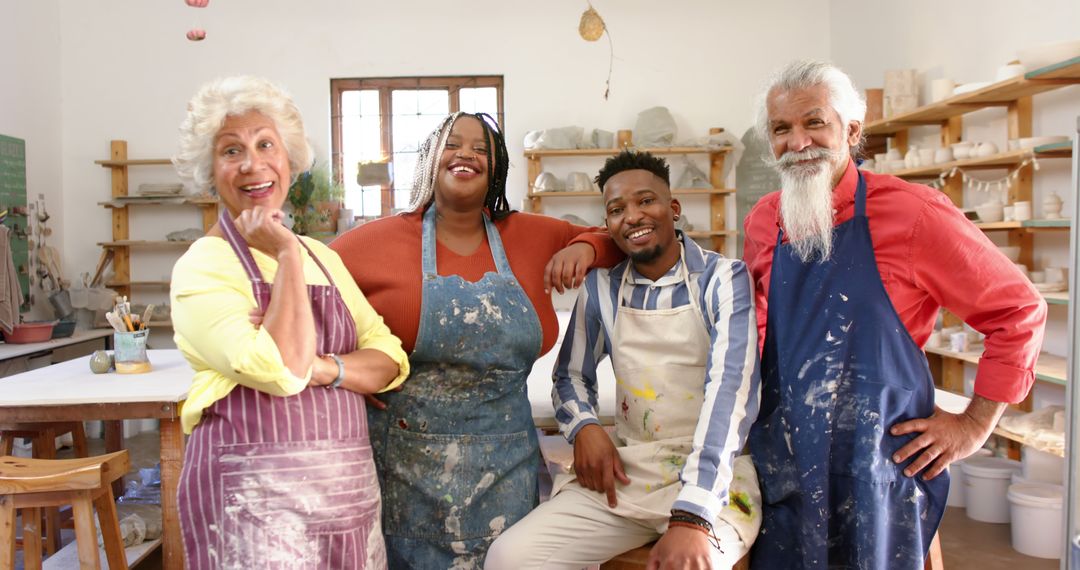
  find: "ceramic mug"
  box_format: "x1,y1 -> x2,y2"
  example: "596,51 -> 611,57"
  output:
1003,206 -> 1015,221
931,78 -> 956,102
1013,200 -> 1033,221
935,147 -> 954,163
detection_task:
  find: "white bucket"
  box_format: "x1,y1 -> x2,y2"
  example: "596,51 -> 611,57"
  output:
948,448 -> 993,507
962,456 -> 1021,523
1007,482 -> 1063,559
1021,445 -> 1064,484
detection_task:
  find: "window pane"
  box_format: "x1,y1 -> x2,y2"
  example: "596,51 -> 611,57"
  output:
459,87 -> 498,117
393,151 -> 419,209
340,89 -> 382,216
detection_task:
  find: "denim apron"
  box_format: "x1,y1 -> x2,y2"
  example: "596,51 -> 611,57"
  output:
748,173 -> 948,569
179,211 -> 385,569
369,206 -> 542,569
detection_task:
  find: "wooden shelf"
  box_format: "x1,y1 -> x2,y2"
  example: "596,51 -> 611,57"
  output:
526,187 -> 735,198
975,219 -> 1071,231
865,56 -> 1080,136
524,146 -> 732,158
99,197 -> 217,208
95,158 -> 172,167
105,280 -> 171,288
889,145 -> 1072,179
1043,291 -> 1069,305
925,345 -> 1067,386
98,240 -> 194,248
685,230 -> 736,238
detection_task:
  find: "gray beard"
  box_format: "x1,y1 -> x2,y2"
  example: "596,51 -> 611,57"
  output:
770,148 -> 847,263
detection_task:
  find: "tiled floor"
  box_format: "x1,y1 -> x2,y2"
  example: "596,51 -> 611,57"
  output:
24,432 -> 1070,569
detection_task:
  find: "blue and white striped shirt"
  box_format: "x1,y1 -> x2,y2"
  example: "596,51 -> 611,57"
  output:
552,233 -> 761,522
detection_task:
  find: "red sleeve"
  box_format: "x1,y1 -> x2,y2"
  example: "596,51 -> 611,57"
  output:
909,198 -> 1047,403
566,224 -> 624,268
742,194 -> 780,353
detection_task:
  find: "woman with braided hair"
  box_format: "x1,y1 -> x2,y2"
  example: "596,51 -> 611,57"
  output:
331,112 -> 622,568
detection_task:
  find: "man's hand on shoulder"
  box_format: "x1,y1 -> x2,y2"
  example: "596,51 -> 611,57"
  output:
647,525 -> 713,570
572,424 -> 630,507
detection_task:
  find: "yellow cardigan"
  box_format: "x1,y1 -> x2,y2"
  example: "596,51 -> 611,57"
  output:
170,235 -> 409,434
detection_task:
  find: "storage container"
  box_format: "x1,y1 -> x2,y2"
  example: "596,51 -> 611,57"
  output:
2,321 -> 56,344
962,456 -> 1021,523
1008,482 -> 1064,558
947,448 -> 993,507
1021,445 -> 1064,485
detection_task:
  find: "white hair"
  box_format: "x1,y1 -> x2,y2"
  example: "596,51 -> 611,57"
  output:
173,76 -> 314,194
754,60 -> 866,149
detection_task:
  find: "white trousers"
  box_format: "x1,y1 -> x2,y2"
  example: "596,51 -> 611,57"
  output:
484,486 -> 748,570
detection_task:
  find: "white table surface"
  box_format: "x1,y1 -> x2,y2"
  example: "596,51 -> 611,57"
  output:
0,328 -> 112,361
0,348 -> 191,405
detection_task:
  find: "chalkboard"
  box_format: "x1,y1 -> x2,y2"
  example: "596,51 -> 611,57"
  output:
735,127 -> 781,257
0,134 -> 29,310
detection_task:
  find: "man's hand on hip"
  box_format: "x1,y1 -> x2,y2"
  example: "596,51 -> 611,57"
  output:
647,526 -> 713,570
572,424 -> 630,507
890,395 -> 1007,480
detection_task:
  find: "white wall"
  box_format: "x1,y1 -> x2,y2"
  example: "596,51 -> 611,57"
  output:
51,0 -> 831,298
829,0 -> 1080,407
0,0 -> 62,319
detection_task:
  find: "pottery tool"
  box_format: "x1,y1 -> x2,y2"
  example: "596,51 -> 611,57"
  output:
104,311 -> 127,332
140,304 -> 155,329
89,249 -> 114,288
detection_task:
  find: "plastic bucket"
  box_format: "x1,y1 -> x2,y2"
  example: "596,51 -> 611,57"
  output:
962,456 -> 1021,523
947,448 -> 993,508
1007,482 -> 1063,558
1021,445 -> 1064,484
114,329 -> 151,374
1071,534 -> 1080,567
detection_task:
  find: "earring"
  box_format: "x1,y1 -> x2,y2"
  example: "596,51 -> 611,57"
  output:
673,214 -> 680,221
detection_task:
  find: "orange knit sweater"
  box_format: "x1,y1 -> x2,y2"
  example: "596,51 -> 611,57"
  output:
330,210 -> 621,355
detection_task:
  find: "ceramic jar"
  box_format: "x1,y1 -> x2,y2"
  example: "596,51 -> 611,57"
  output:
1043,191 -> 1064,219
1013,200 -> 1033,221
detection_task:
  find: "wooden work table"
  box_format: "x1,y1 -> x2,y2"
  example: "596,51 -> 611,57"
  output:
0,348 -> 191,569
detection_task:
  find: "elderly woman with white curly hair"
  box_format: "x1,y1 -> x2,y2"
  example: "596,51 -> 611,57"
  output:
169,75 -> 409,569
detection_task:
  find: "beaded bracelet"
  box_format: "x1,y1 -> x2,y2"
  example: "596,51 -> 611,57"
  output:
669,512 -> 713,532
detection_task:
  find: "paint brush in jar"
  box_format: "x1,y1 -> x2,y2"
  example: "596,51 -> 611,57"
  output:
140,304 -> 155,330
105,311 -> 127,332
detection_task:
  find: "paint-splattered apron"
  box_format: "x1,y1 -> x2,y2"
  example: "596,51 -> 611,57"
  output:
553,247 -> 761,542
178,211 -> 386,570
748,172 -> 948,569
369,206 -> 542,569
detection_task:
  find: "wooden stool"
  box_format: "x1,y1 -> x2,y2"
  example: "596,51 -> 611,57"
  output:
0,422 -> 89,556
0,450 -> 130,570
600,542 -> 750,569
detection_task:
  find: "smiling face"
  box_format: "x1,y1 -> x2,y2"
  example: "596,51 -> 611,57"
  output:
212,110 -> 291,217
766,83 -> 860,186
603,169 -> 681,279
434,115 -> 491,211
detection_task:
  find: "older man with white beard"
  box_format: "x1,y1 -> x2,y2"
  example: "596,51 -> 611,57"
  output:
742,60 -> 1046,570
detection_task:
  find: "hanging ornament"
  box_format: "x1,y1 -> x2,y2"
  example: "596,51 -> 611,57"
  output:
185,0 -> 209,6
578,6 -> 605,41
186,28 -> 206,41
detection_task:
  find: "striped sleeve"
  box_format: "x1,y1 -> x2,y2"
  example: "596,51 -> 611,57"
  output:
552,269 -> 610,442
672,259 -> 762,522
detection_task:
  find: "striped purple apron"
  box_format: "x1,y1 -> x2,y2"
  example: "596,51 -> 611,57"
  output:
178,212 -> 386,570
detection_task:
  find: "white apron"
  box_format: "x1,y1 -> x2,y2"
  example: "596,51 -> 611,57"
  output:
554,246 -> 761,543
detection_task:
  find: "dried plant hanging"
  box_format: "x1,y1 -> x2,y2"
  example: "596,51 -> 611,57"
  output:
578,3 -> 615,99
185,0 -> 209,42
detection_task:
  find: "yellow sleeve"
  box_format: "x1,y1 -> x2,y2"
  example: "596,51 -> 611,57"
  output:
171,238 -> 311,399
303,238 -> 411,390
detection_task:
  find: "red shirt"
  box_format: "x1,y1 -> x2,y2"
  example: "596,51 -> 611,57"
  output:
330,210 -> 621,356
743,160 -> 1047,404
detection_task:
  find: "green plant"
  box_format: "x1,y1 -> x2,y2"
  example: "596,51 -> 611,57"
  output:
288,162 -> 344,235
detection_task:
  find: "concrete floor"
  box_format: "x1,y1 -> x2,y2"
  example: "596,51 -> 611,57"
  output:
22,432 -> 1070,569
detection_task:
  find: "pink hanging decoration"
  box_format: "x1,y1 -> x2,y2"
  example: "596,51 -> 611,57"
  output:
185,0 -> 209,7
186,28 -> 206,41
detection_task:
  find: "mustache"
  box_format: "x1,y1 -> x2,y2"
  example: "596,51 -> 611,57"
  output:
766,147 -> 847,168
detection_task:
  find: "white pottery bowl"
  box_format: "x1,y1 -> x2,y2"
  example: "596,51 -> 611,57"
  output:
533,171 -> 564,192
975,203 -> 1004,223
952,142 -> 975,159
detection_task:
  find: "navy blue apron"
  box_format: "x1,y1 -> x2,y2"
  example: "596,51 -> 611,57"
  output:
368,206 -> 543,569
748,172 -> 949,569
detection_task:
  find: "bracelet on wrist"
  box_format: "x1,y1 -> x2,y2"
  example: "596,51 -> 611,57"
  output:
325,353 -> 345,388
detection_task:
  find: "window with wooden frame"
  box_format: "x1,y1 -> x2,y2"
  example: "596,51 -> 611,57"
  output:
330,76 -> 504,219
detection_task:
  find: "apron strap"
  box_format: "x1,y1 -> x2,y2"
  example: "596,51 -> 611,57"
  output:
421,206 -> 514,278
616,242 -> 701,318
854,170 -> 867,218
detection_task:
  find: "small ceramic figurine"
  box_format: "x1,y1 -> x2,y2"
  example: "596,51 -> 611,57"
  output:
1043,191 -> 1064,219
